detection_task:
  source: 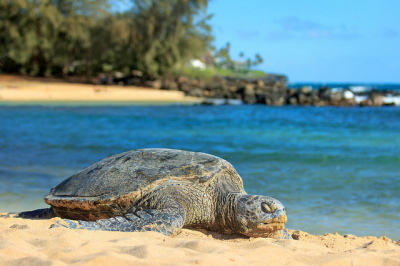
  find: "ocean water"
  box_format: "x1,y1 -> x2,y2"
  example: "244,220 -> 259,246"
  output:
0,104 -> 399,240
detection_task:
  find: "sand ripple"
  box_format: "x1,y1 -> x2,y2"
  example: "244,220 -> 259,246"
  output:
0,216 -> 399,265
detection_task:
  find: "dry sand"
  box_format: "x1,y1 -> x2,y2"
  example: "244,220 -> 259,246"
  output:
0,215 -> 399,265
0,75 -> 201,103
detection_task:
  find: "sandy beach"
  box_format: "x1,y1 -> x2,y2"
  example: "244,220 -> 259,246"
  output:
0,75 -> 200,103
0,215 -> 399,265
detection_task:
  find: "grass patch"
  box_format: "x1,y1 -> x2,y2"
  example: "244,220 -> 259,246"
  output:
180,67 -> 268,80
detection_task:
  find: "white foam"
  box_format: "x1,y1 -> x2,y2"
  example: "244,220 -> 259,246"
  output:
354,95 -> 368,104
343,90 -> 354,99
349,86 -> 371,93
382,95 -> 400,106
331,87 -> 343,93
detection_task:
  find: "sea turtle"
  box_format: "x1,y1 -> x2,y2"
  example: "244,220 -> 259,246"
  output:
16,148 -> 291,238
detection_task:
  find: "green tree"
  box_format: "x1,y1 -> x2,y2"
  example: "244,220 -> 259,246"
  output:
215,42 -> 231,68
127,0 -> 213,77
253,53 -> 263,67
0,0 -> 213,78
0,0 -> 112,77
52,0 -> 111,78
0,0 -> 63,76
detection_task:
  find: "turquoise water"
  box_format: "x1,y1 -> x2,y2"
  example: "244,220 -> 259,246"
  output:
0,104 -> 399,240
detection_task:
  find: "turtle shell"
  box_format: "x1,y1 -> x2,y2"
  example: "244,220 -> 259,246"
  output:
44,148 -> 244,219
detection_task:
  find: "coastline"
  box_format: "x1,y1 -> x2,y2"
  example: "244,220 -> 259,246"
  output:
1,75 -> 399,264
2,75 -> 399,107
0,75 -> 201,104
0,215 -> 399,265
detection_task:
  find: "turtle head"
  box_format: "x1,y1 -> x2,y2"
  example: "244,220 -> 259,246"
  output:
234,194 -> 288,237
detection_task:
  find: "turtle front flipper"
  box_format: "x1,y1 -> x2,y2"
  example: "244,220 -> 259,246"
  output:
52,208 -> 185,236
15,208 -> 57,219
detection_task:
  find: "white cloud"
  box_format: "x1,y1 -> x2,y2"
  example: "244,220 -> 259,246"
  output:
266,16 -> 360,41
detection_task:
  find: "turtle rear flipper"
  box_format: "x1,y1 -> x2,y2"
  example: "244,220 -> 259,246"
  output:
16,208 -> 57,219
52,208 -> 185,236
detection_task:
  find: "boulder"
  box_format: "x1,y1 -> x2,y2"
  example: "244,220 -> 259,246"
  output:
162,78 -> 179,91
242,84 -> 257,104
370,93 -> 384,106
318,87 -> 331,101
360,93 -> 384,106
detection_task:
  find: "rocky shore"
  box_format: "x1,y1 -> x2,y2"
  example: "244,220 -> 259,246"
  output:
158,75 -> 400,107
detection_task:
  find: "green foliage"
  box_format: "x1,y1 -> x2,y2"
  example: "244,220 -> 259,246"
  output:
214,43 -> 264,72
0,0 -> 213,78
0,0 -> 267,80
127,0 -> 213,77
182,66 -> 267,80
180,67 -> 215,81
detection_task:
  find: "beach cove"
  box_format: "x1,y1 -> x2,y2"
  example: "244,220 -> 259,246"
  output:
0,77 -> 399,264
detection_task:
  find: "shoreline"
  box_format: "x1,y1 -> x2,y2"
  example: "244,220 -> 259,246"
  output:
0,214 -> 399,265
0,75 -> 201,103
2,75 -> 400,107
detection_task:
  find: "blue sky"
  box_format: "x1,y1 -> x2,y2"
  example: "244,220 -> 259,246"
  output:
208,0 -> 400,83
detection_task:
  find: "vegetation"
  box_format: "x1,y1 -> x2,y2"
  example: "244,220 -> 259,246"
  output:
181,67 -> 267,81
0,0 -> 266,80
182,42 -> 266,80
0,0 -> 213,79
214,42 -> 264,71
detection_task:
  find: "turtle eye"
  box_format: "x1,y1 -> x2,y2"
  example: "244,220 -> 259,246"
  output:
261,202 -> 271,213
261,202 -> 276,213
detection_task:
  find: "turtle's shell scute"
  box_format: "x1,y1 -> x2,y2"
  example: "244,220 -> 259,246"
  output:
45,149 -> 238,207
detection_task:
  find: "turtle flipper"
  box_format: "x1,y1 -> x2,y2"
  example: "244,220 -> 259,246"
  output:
52,208 -> 185,236
15,208 -> 57,219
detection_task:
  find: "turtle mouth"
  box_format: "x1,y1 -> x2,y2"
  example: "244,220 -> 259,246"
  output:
256,215 -> 288,231
256,222 -> 285,231
242,222 -> 286,238
239,215 -> 288,237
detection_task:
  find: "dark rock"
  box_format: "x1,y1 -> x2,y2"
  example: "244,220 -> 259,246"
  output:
186,88 -> 204,97
360,93 -> 384,106
162,78 -> 179,91
309,90 -> 320,104
318,87 -> 331,101
369,93 -> 384,106
330,91 -> 344,103
241,84 -> 257,104
297,91 -> 311,105
288,96 -> 298,105
146,80 -> 162,89
157,75 -> 397,107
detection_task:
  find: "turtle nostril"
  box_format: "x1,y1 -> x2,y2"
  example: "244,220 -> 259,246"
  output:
261,202 -> 276,213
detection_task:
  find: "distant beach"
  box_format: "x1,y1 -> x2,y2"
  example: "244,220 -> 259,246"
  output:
0,75 -> 201,103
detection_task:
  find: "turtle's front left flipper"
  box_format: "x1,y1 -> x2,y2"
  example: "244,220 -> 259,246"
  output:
53,208 -> 185,236
15,208 -> 57,219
